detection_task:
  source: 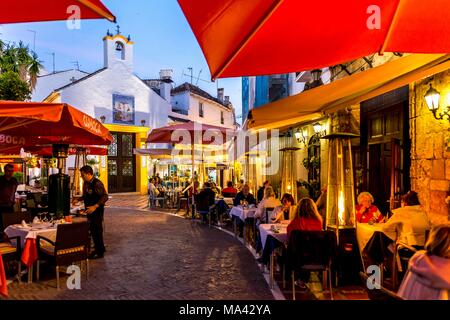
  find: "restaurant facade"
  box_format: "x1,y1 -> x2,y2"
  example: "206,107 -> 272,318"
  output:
244,53 -> 450,225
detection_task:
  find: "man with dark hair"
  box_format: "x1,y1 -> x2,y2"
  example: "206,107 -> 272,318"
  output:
0,164 -> 19,231
72,165 -> 108,259
401,191 -> 420,206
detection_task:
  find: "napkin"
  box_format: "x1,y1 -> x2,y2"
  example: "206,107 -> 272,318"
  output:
21,220 -> 28,228
33,216 -> 40,224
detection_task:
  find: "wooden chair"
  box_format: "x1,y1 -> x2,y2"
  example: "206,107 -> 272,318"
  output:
286,230 -> 337,300
36,222 -> 90,289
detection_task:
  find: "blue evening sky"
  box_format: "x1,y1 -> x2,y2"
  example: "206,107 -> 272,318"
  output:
0,0 -> 242,120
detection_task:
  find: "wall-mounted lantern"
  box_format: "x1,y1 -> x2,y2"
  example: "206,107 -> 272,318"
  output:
424,84 -> 450,122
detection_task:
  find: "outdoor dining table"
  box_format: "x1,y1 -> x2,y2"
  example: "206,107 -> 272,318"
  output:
259,222 -> 289,288
229,206 -> 257,245
4,222 -> 57,283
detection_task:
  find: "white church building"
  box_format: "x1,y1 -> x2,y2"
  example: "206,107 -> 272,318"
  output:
32,29 -> 172,194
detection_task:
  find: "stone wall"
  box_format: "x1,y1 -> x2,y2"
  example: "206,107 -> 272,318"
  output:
409,71 -> 450,225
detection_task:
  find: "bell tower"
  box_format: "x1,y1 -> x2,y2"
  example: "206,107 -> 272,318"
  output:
103,26 -> 134,72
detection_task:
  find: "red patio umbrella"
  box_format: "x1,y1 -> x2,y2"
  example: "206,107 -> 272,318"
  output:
147,122 -> 234,212
1,0 -> 116,24
178,0 -> 450,79
0,101 -> 112,154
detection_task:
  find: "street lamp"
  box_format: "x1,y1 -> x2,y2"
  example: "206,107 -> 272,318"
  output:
312,122 -> 327,138
295,128 -> 308,146
424,84 -> 450,122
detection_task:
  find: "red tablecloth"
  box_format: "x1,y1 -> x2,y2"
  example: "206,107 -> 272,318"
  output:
22,239 -> 38,268
0,254 -> 8,298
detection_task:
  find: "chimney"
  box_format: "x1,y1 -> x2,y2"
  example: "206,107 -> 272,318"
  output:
224,96 -> 230,104
217,88 -> 224,101
159,69 -> 173,103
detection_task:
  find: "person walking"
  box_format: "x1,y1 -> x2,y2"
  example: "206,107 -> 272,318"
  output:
72,165 -> 108,259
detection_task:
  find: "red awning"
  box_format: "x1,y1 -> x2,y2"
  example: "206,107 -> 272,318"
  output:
0,101 -> 112,154
1,0 -> 116,24
178,0 -> 450,79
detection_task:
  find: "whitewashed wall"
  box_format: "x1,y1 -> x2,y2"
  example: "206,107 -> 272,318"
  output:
59,63 -> 170,130
32,70 -> 89,102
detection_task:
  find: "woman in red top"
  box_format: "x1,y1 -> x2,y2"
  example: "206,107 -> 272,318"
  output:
287,197 -> 323,240
287,197 -> 323,289
355,192 -> 383,223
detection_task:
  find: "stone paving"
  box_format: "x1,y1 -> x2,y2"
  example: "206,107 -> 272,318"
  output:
3,193 -> 368,300
3,194 -> 274,300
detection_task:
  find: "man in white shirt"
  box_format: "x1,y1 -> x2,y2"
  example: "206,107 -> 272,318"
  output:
382,191 -> 430,246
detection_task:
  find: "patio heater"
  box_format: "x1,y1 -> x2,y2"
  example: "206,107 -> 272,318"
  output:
280,129 -> 299,201
73,147 -> 87,197
41,156 -> 52,191
48,144 -> 70,218
323,110 -> 362,286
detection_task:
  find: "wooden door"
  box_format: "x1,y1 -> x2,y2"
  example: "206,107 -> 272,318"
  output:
361,86 -> 410,216
390,138 -> 402,211
107,132 -> 136,193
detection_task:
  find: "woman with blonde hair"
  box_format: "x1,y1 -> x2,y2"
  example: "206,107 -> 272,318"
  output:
255,186 -> 281,223
397,223 -> 450,300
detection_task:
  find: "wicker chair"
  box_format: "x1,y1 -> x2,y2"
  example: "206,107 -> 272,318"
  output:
0,234 -> 22,284
36,222 -> 90,289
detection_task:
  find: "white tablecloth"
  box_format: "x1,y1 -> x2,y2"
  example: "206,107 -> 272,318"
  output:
259,223 -> 289,250
5,223 -> 57,247
229,206 -> 257,222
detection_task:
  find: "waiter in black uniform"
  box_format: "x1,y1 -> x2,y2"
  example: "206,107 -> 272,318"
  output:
72,165 -> 108,259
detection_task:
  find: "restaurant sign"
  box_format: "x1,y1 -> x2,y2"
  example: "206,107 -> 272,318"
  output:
82,114 -> 103,135
0,134 -> 26,145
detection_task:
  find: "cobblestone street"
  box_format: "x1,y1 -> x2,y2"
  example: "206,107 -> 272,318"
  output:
5,194 -> 274,300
